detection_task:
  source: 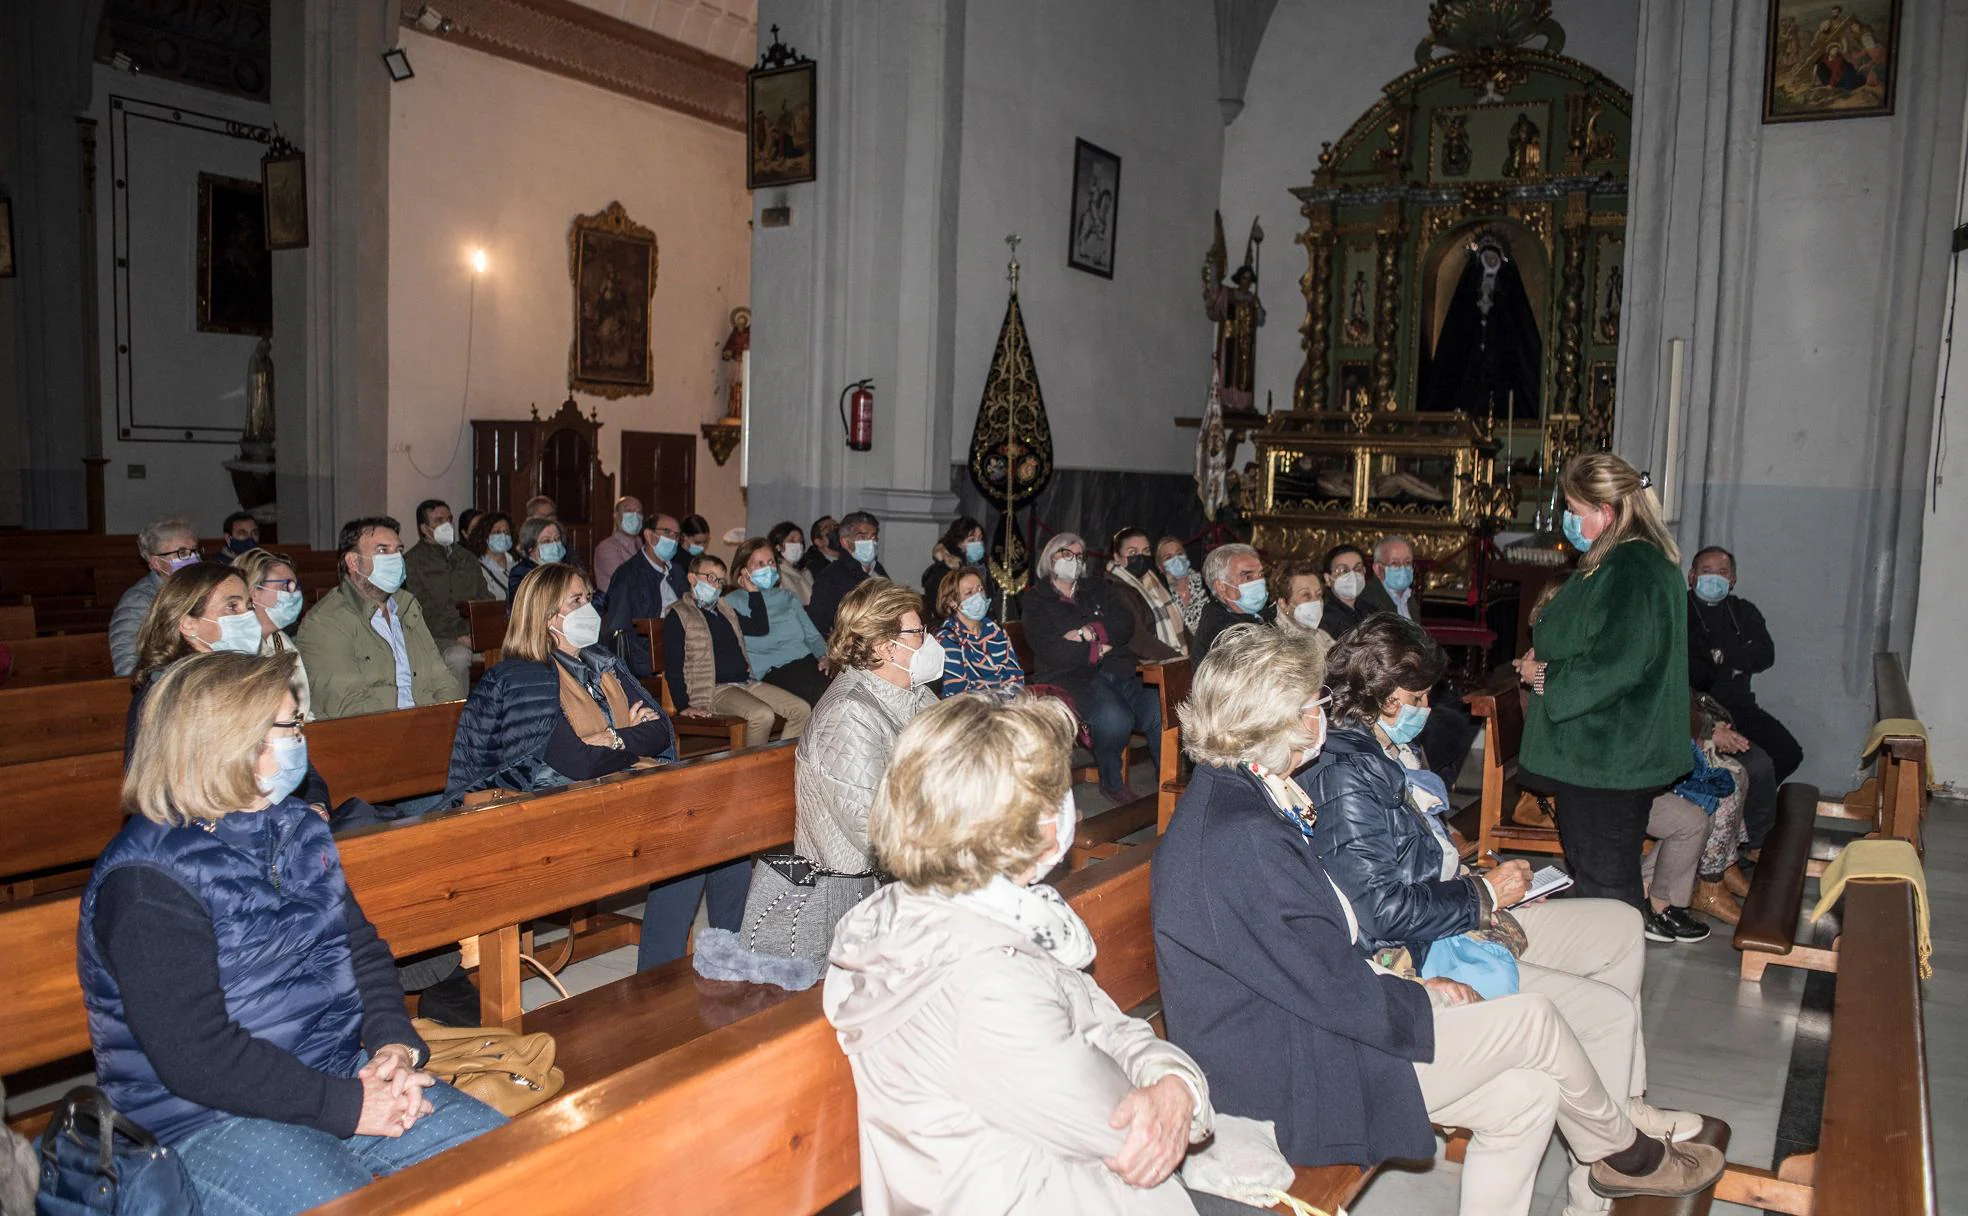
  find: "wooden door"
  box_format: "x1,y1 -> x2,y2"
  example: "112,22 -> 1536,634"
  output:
620,431 -> 696,521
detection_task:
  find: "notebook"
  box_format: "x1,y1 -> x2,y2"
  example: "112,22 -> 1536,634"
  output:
1508,865 -> 1574,909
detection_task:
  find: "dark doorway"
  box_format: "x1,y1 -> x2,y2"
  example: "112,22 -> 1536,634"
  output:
620,431 -> 696,522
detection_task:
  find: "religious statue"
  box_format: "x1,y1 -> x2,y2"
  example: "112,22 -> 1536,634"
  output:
1343,270 -> 1372,345
1598,264 -> 1622,344
245,337 -> 275,445
1202,211 -> 1265,411
1417,234 -> 1541,419
1441,113 -> 1472,177
720,306 -> 751,421
1503,112 -> 1542,178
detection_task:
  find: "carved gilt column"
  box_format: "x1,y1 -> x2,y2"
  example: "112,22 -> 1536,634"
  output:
1294,202 -> 1335,412
1372,214 -> 1406,410
1554,193 -> 1588,447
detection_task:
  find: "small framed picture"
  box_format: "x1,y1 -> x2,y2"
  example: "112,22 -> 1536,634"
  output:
1067,138 -> 1120,279
0,197 -> 14,278
1762,0 -> 1899,123
262,150 -> 309,250
748,33 -> 816,190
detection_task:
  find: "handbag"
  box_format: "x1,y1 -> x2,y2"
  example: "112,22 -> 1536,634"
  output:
35,1087 -> 201,1216
737,852 -> 882,968
412,1018 -> 565,1117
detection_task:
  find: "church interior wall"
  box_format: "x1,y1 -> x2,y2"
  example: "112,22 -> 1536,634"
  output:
386,29 -> 751,541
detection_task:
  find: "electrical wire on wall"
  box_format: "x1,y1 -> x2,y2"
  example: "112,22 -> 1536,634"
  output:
406,259 -> 479,481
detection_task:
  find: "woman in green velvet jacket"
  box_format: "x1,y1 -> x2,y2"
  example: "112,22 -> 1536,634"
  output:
1515,453 -> 1690,910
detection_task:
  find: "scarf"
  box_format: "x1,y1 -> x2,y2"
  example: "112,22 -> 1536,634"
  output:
553,651 -> 633,738
1108,561 -> 1187,652
950,875 -> 1097,970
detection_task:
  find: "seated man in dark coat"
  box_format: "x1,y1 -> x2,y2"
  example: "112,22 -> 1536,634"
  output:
1687,545 -> 1802,852
1190,542 -> 1274,665
601,518 -> 690,679
807,509 -> 888,635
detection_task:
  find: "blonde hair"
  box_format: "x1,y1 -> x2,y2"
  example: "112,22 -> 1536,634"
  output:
232,548 -> 296,595
1180,624 -> 1328,772
505,563 -> 588,662
1561,452 -> 1679,572
870,693 -> 1076,893
131,565 -> 247,690
826,577 -> 922,670
124,651 -> 301,826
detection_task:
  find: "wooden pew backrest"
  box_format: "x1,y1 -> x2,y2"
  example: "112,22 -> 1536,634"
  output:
0,603 -> 35,640
4,634 -> 114,687
0,677 -> 130,764
307,700 -> 465,803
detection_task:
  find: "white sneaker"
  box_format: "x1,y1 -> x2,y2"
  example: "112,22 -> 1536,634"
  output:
1627,1098 -> 1703,1142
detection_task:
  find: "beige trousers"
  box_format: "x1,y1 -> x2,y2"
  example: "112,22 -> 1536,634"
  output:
1415,899 -> 1647,1216
706,681 -> 811,747
1641,794 -> 1708,908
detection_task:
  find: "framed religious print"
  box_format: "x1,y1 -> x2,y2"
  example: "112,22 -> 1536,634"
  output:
1762,0 -> 1899,123
568,202 -> 658,399
196,173 -> 272,336
747,29 -> 816,189
261,142 -> 309,250
1067,138 -> 1120,279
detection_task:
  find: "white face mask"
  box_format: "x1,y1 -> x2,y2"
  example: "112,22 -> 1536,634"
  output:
1038,787 -> 1079,875
555,601 -> 603,650
1052,555 -> 1083,583
1333,570 -> 1366,601
781,540 -> 804,564
1294,701 -> 1330,772
432,522 -> 456,546
891,631 -> 946,686
1293,600 -> 1325,631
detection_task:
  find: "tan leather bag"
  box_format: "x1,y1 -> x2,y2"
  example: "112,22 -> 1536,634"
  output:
411,1018 -> 566,1117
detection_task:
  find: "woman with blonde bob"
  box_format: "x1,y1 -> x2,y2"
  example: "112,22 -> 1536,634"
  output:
1153,625 -> 1722,1216
827,694 -> 1258,1216
696,577 -> 941,989
1513,452 -> 1691,909
80,652 -> 504,1215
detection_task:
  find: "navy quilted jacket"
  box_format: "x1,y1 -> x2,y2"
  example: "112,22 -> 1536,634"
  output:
78,798 -> 367,1144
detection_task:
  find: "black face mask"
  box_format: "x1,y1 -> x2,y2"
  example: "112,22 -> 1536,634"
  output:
1124,554 -> 1154,579
227,537 -> 258,555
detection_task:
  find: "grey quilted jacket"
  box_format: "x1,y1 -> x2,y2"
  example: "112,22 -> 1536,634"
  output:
793,666 -> 937,872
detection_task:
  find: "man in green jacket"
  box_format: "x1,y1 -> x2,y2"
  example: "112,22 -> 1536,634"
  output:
404,498 -> 492,690
298,516 -> 465,719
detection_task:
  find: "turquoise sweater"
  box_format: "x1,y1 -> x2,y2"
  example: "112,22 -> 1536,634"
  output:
1520,539 -> 1692,791
723,586 -> 825,678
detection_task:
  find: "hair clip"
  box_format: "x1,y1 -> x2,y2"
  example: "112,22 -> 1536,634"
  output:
1637,471 -> 1654,490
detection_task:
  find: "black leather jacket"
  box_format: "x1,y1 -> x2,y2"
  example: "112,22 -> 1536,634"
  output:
1296,725 -> 1485,962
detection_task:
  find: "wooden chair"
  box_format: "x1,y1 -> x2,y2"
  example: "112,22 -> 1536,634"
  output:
1465,672 -> 1563,859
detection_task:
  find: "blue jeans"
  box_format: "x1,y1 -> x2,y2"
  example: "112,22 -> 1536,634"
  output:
1081,670 -> 1161,790
637,857 -> 751,971
174,1079 -> 504,1216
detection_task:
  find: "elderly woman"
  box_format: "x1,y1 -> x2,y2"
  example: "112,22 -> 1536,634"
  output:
1155,624 -> 1723,1216
234,548 -> 309,641
934,566 -> 1024,698
504,515 -> 567,603
827,694 -> 1257,1216
81,652 -> 504,1215
1156,536 -> 1206,632
1268,558 -> 1332,655
696,577 -> 940,989
1019,533 -> 1161,801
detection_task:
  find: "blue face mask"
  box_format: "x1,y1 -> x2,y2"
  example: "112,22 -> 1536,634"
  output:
852,538 -> 879,565
537,540 -> 567,565
487,532 -> 513,554
1562,510 -> 1592,552
1693,573 -> 1730,604
1382,565 -> 1415,593
1384,701 -> 1431,745
1235,577 -> 1269,614
653,535 -> 679,561
751,565 -> 780,591
960,591 -> 991,621
962,539 -> 986,564
258,735 -> 309,805
366,552 -> 406,594
206,610 -> 265,655
620,512 -> 643,536
1163,555 -> 1191,580
691,580 -> 721,607
268,589 -> 305,630
686,542 -> 706,556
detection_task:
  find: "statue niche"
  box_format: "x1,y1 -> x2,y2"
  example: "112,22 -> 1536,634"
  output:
1418,225 -> 1546,420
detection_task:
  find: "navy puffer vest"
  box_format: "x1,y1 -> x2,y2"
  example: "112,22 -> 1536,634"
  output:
78,797 -> 366,1144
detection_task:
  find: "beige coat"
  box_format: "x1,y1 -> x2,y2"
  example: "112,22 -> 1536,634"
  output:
824,884 -> 1214,1216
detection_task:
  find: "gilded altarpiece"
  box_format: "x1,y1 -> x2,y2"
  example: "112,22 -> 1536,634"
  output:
1252,1 -> 1630,599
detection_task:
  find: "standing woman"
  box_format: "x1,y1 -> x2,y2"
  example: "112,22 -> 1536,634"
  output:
1515,453 -> 1689,909
768,520 -> 815,605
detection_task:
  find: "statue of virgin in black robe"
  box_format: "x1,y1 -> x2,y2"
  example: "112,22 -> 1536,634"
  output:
1418,241 -> 1541,417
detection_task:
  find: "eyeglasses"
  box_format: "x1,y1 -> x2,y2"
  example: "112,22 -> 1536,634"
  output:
257,579 -> 299,593
694,577 -> 726,590
156,546 -> 200,561
269,719 -> 306,739
895,627 -> 926,640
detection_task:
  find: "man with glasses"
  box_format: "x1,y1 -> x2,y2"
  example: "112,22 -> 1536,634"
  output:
296,516 -> 464,719
662,553 -> 810,746
1372,534 -> 1420,622
110,516 -> 204,676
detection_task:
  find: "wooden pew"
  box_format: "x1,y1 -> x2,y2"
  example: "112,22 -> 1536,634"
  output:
310,845 -> 1377,1216
1714,876 -> 1933,1214
1816,651 -> 1928,856
0,678 -> 131,764
464,599 -> 507,665
0,602 -> 35,640
1466,670 -> 1563,859
3,632 -> 114,686
1734,783 -> 1834,981
1141,658 -> 1190,832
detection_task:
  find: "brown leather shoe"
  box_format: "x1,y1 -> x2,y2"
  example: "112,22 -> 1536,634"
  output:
1692,879 -> 1742,926
1590,1138 -> 1727,1199
1722,865 -> 1752,898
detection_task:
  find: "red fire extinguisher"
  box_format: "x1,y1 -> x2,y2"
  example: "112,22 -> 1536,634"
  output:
839,379 -> 874,451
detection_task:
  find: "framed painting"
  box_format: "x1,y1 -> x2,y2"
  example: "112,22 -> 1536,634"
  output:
1763,0 -> 1899,123
262,148 -> 309,250
568,201 -> 658,399
747,31 -> 815,190
1067,138 -> 1120,279
196,172 -> 272,336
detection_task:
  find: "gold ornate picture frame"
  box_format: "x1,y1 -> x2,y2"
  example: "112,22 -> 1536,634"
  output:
567,202 -> 658,399
196,172 -> 272,336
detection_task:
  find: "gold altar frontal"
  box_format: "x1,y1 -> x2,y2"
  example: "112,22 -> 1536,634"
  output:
1247,409 -> 1509,599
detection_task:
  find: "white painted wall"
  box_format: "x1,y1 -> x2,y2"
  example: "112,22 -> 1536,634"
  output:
1220,0 -> 1639,420
386,31 -> 750,539
949,0 -> 1224,475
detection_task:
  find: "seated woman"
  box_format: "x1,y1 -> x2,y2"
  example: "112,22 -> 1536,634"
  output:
82,651 -> 504,1215
234,547 -> 309,643
504,515 -> 566,604
1269,557 -> 1332,658
1155,625 -> 1725,1215
725,537 -> 831,706
695,578 -> 940,989
679,513 -> 713,558
920,515 -> 986,606
934,566 -> 1024,698
1298,615 -> 1715,1212
1019,533 -> 1161,802
468,511 -> 518,599
1642,697 -> 1753,934
1107,527 -> 1186,660
1156,535 -> 1206,634
827,692 -> 1259,1216
768,519 -> 814,605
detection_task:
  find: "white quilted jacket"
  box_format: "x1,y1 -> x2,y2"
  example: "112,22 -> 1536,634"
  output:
793,666 -> 938,872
